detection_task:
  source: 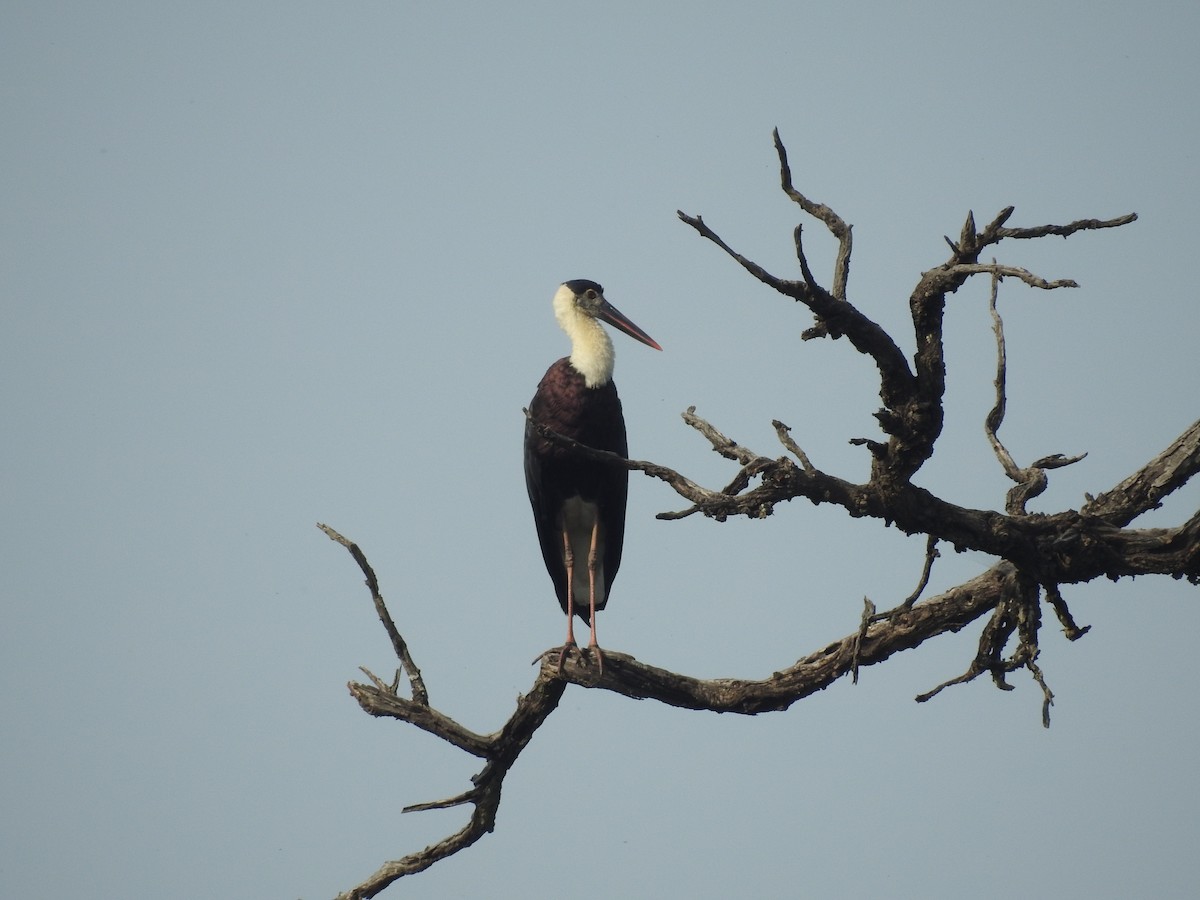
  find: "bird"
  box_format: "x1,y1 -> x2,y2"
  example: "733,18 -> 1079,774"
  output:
524,279 -> 661,672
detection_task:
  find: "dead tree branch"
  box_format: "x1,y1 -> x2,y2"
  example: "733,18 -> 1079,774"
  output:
772,126 -> 853,301
1082,419 -> 1200,526
321,526 -> 1026,895
528,408 -> 1200,583
321,525 -> 566,900
983,268 -> 1086,515
319,524 -> 428,706
322,130 -> 1196,895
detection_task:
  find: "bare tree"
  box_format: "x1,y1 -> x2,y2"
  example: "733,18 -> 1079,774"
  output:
320,129 -> 1199,899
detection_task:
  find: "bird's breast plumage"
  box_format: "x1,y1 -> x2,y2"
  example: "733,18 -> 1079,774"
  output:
526,358 -> 629,466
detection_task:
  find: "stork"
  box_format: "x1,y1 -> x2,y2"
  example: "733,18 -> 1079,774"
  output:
524,279 -> 661,672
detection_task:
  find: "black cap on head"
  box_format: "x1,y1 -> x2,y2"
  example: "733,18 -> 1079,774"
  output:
562,279 -> 603,297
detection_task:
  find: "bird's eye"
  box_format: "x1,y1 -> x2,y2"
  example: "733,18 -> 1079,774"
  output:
585,289 -> 597,300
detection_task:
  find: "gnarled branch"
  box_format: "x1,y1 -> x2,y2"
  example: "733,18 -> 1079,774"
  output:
321,525 -> 567,900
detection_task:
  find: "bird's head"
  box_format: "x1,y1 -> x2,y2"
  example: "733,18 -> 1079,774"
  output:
553,280 -> 663,352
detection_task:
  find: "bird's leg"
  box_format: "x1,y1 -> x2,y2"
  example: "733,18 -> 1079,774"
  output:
587,518 -> 604,675
558,526 -> 577,673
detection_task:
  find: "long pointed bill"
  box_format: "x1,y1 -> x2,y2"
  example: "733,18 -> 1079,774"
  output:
597,299 -> 663,351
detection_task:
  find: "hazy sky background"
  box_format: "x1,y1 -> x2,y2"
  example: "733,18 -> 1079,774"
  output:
3,3 -> 1198,898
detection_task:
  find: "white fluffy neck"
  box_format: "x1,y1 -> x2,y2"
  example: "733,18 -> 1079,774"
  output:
553,287 -> 614,387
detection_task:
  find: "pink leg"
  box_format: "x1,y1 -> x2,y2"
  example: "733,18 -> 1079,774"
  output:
587,519 -> 604,675
557,526 -> 577,672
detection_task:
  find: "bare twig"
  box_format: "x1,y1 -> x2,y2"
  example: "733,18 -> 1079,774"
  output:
682,405 -> 759,465
984,268 -> 1017,476
793,224 -> 820,295
319,524 -> 429,706
982,267 -> 1087,514
902,535 -> 940,608
992,213 -> 1138,242
1043,583 -> 1091,641
773,419 -> 815,472
943,262 -> 1078,291
855,535 -> 940,679
955,208 -> 1136,257
850,596 -> 876,685
674,210 -> 797,296
772,127 -> 853,299
913,667 -> 981,703
1028,658 -> 1055,729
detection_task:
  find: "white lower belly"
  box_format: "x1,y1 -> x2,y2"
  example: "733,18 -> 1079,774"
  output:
560,496 -> 607,608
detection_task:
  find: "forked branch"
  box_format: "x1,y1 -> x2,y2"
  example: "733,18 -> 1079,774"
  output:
321,525 -> 566,900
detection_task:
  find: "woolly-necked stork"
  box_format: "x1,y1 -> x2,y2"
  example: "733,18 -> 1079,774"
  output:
524,280 -> 661,671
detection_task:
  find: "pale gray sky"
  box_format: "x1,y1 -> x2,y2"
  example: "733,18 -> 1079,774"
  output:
3,3 -> 1198,898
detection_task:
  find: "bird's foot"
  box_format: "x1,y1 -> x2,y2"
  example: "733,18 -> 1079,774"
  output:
585,642 -> 605,676
557,641 -> 581,674
531,641 -> 581,674
533,642 -> 605,677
